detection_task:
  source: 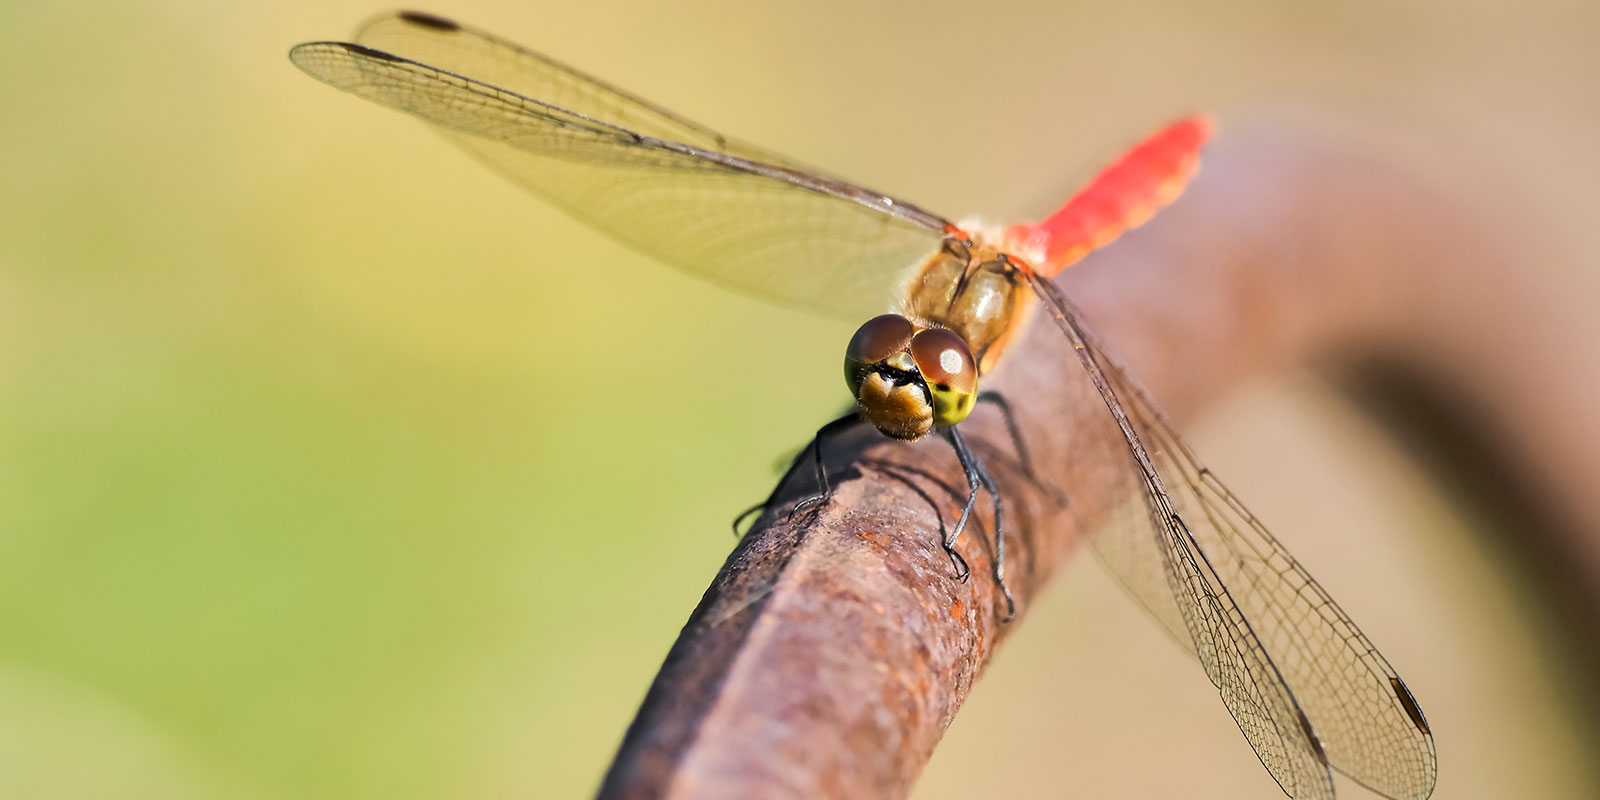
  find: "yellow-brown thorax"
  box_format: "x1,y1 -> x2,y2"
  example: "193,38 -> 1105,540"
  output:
902,236 -> 1036,376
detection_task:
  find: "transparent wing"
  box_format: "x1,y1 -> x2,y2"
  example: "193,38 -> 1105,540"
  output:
1025,273 -> 1437,800
289,13 -> 951,322
351,11 -> 822,171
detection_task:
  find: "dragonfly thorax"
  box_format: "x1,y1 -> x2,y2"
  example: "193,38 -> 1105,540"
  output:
901,235 -> 1037,376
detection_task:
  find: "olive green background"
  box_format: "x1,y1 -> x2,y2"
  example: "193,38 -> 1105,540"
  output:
2,1 -> 1596,798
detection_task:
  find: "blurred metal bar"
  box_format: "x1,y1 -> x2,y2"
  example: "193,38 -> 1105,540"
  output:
594,121 -> 1600,800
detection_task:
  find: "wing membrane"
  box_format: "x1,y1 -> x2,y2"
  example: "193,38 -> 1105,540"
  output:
352,11 -> 822,171
289,14 -> 951,321
1025,272 -> 1437,800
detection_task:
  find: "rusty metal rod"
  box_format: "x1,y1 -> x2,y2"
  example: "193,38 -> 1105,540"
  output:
594,122 -> 1600,800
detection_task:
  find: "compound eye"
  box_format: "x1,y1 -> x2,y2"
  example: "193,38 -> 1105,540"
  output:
909,328 -> 978,427
845,314 -> 915,394
847,314 -> 915,363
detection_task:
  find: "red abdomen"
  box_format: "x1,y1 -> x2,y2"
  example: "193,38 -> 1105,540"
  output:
1007,116 -> 1211,277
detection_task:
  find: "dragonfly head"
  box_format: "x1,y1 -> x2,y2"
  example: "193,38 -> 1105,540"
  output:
844,314 -> 977,441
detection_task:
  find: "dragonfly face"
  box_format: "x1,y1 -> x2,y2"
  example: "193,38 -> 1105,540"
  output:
844,311 -> 977,440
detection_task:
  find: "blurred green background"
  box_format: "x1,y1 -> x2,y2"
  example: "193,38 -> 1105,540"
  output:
3,0 -> 1597,798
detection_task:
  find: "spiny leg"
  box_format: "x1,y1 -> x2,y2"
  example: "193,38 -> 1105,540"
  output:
732,411 -> 864,537
939,427 -> 985,583
729,500 -> 767,538
793,412 -> 868,513
965,434 -> 1016,620
977,390 -> 1065,510
976,390 -> 1039,484
944,425 -> 1016,619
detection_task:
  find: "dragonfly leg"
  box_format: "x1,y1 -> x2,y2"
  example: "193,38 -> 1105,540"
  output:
978,390 -> 1066,507
793,412 -> 868,513
945,426 -> 1016,619
729,500 -> 766,538
967,436 -> 1016,620
940,429 -> 977,584
732,411 -> 863,537
976,391 -> 1036,481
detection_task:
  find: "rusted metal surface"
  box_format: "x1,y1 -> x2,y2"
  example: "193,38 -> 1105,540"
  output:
595,124 -> 1600,799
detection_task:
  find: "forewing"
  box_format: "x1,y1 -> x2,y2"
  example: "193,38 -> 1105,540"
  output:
289,20 -> 949,321
1027,273 -> 1435,800
351,11 -> 821,171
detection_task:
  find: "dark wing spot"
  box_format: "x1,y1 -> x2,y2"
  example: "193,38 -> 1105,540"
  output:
338,42 -> 405,63
1391,676 -> 1432,735
398,11 -> 461,31
1296,708 -> 1329,766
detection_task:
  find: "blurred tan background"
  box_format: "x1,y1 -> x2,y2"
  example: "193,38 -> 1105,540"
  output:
2,0 -> 1597,798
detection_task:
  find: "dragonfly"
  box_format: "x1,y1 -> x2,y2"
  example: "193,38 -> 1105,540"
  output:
290,11 -> 1437,800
